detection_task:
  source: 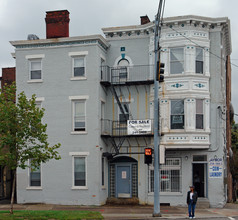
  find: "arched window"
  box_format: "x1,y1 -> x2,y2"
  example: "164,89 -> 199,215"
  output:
117,59 -> 129,81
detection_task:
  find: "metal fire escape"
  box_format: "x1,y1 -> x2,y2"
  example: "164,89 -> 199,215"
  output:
100,65 -> 154,157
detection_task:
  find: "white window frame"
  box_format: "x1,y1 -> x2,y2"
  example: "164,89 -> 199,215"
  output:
69,152 -> 89,190
69,96 -> 89,135
26,159 -> 42,190
69,51 -> 88,81
196,99 -> 204,129
170,48 -> 184,74
149,158 -> 182,194
196,48 -> 204,74
170,99 -> 185,130
26,54 -> 45,83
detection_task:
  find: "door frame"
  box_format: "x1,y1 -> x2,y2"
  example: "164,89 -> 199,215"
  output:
192,162 -> 208,198
115,163 -> 132,198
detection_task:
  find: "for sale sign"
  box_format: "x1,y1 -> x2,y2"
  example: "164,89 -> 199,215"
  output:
127,120 -> 152,135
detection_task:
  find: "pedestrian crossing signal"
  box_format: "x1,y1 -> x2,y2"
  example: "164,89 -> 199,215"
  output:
144,148 -> 152,164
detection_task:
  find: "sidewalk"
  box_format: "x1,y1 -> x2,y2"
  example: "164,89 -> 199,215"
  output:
0,203 -> 237,219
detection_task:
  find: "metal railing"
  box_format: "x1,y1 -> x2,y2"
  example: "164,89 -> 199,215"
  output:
101,119 -> 155,136
101,65 -> 154,84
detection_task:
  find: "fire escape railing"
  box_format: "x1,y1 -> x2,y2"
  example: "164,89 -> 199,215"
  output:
101,119 -> 154,136
101,65 -> 154,84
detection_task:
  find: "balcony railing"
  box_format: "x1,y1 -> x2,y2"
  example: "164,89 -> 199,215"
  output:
101,119 -> 155,137
101,65 -> 154,85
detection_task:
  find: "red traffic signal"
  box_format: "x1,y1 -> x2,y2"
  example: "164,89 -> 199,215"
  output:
144,148 -> 152,164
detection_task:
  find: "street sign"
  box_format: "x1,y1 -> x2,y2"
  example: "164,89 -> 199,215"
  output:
209,157 -> 223,178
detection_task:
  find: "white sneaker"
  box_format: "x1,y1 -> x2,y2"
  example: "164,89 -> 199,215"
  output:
193,217 -> 196,219
189,217 -> 192,219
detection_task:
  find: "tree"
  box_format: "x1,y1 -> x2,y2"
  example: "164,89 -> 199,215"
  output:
231,122 -> 238,200
0,83 -> 61,214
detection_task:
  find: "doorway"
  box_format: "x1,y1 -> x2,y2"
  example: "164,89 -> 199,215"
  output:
193,163 -> 206,197
116,165 -> 131,198
109,156 -> 138,198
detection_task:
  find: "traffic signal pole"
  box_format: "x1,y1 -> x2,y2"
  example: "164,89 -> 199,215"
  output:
153,0 -> 164,217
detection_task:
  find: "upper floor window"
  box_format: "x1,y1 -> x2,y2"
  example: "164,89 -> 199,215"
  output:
196,48 -> 203,74
68,51 -> 88,80
170,48 -> 184,74
26,54 -> 45,83
73,57 -> 85,77
196,99 -> 203,129
171,100 -> 184,129
119,102 -> 130,125
30,59 -> 42,80
74,100 -> 86,132
69,96 -> 89,134
117,59 -> 129,81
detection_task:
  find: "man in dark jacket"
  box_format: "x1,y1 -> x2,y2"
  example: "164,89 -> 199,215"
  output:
186,185 -> 198,219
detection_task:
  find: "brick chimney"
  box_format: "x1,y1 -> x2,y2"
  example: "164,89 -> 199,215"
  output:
45,10 -> 70,39
140,15 -> 150,25
1,67 -> 16,89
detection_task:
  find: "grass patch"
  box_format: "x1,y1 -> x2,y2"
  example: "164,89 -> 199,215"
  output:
0,210 -> 103,219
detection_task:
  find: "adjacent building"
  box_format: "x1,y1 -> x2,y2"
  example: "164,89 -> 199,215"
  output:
10,10 -> 232,207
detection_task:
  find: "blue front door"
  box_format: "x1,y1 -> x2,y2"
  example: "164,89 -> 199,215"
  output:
116,165 -> 131,198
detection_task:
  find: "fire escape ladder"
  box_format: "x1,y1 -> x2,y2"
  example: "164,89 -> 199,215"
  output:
111,85 -> 126,117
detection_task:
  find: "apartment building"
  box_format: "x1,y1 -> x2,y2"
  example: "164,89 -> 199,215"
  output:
10,10 -> 232,207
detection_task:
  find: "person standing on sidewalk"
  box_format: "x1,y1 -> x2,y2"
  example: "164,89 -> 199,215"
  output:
186,185 -> 198,219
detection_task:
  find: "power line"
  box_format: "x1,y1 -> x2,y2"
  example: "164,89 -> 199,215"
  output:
166,25 -> 238,68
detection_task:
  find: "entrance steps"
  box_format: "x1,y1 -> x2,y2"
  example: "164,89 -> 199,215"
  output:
106,197 -> 139,205
196,198 -> 210,208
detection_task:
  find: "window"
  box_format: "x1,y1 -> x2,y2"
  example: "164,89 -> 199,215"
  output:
73,57 -> 85,77
26,54 -> 44,82
196,48 -> 203,74
69,96 -> 89,134
29,160 -> 41,187
30,59 -> 42,80
119,102 -> 130,125
118,59 -> 129,81
102,157 -> 105,186
171,100 -> 184,129
196,99 -> 203,129
149,158 -> 181,193
73,101 -> 86,131
74,157 -> 86,187
70,152 -> 89,189
170,48 -> 184,74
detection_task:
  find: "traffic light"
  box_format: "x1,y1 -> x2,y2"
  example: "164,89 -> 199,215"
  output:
156,61 -> 165,82
144,148 -> 152,164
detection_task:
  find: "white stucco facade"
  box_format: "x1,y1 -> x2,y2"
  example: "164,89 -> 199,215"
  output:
11,14 -> 231,207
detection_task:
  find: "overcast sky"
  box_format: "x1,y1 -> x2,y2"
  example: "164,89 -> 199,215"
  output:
0,0 -> 238,119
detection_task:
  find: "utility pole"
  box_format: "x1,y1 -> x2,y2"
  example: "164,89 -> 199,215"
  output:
153,0 -> 164,217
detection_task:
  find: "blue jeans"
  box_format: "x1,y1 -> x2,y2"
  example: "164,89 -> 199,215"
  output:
188,200 -> 196,217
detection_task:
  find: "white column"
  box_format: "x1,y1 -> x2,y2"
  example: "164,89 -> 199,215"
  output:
160,99 -> 169,132
204,99 -> 210,131
185,98 -> 196,131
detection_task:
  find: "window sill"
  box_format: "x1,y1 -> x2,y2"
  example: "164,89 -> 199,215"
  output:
71,131 -> 88,135
26,187 -> 42,190
70,77 -> 87,81
148,192 -> 182,196
71,186 -> 88,190
27,79 -> 43,83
